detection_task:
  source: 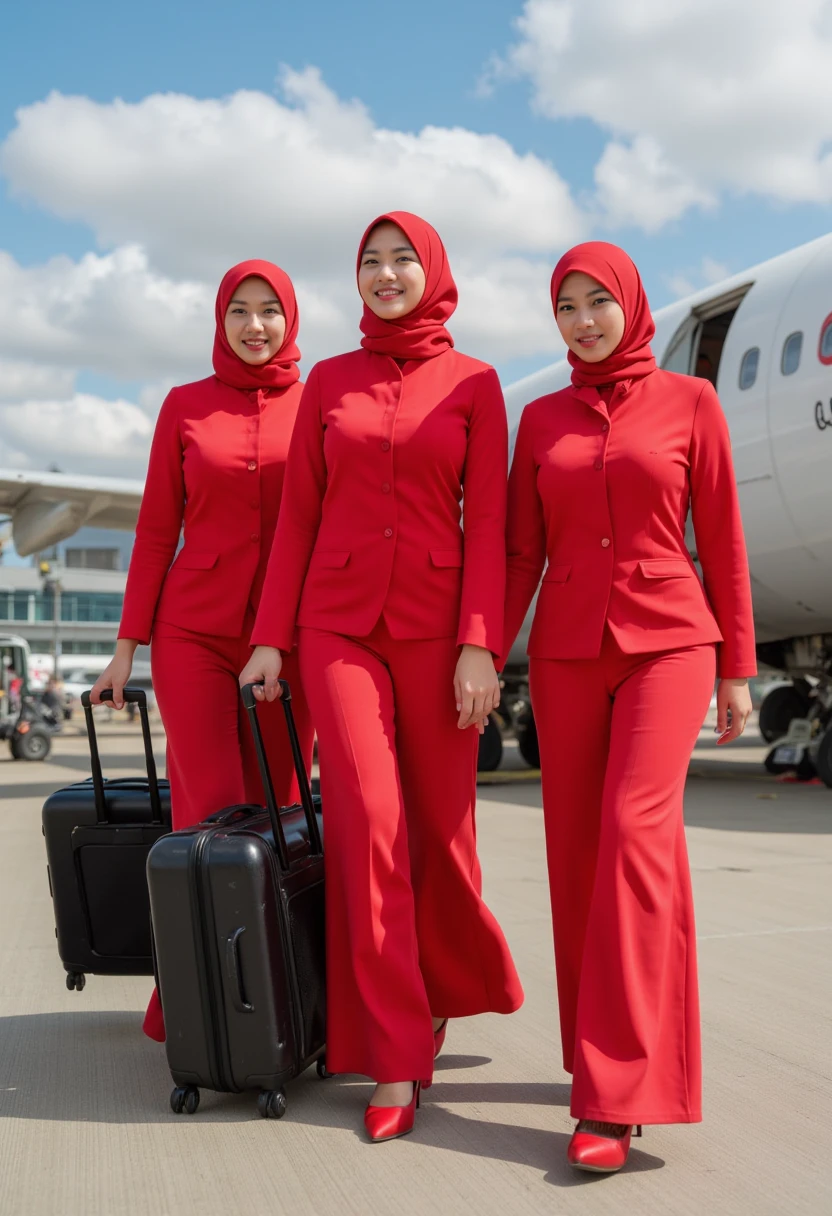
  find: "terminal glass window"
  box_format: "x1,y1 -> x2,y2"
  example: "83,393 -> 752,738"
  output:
0,591 -> 124,624
65,547 -> 122,571
739,347 -> 760,390
781,332 -> 802,376
0,592 -> 35,623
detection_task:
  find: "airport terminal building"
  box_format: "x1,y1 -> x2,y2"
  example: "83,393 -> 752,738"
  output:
0,526 -> 134,660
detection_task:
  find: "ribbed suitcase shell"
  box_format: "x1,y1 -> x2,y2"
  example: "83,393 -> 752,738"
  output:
147,682 -> 326,1115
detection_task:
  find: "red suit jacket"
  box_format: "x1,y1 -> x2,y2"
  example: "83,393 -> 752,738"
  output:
251,348 -> 508,655
119,377 -> 304,644
503,371 -> 756,677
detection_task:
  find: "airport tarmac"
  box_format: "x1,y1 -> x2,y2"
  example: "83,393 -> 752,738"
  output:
0,713 -> 830,1216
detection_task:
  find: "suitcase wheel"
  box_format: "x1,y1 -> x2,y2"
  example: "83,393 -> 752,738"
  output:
65,971 -> 86,992
316,1056 -> 334,1080
170,1086 -> 200,1115
257,1088 -> 287,1120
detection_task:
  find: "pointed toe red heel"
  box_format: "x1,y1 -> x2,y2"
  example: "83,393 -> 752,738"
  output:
567,1122 -> 642,1174
364,1082 -> 422,1143
433,1019 -> 448,1059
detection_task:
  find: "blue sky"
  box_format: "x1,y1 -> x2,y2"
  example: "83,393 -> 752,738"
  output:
0,0 -> 830,479
3,0 -> 829,296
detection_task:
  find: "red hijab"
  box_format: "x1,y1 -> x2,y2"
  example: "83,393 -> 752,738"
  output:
357,212 -> 457,360
550,242 -> 656,388
212,260 -> 301,391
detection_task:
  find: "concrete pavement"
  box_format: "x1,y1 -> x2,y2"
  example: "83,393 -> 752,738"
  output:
0,714 -> 830,1215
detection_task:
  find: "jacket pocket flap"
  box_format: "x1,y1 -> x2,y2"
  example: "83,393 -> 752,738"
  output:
638,558 -> 691,579
543,563 -> 572,584
430,549 -> 463,568
312,550 -> 350,568
174,550 -> 219,571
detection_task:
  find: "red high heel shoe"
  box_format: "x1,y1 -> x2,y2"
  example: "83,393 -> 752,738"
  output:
567,1122 -> 642,1173
364,1082 -> 422,1143
433,1019 -> 448,1059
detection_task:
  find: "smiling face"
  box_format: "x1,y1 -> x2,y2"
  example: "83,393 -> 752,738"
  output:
555,271 -> 626,363
358,222 -> 427,320
224,276 -> 286,365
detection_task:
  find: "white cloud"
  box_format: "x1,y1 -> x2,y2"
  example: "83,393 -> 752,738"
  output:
592,137 -> 715,232
665,256 -> 733,300
1,69 -> 583,281
0,358 -> 74,401
499,0 -> 832,227
0,246 -> 209,382
0,393 -> 152,477
0,68 -> 588,408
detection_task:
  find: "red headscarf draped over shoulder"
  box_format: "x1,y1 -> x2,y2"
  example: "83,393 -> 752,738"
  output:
357,212 -> 457,360
213,259 -> 301,391
550,242 -> 657,388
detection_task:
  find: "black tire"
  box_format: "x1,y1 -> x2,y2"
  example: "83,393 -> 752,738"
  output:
316,1056 -> 333,1080
477,715 -> 503,772
516,719 -> 540,769
814,727 -> 832,789
258,1088 -> 287,1119
14,728 -> 51,762
758,685 -> 810,743
764,746 -> 816,780
170,1087 -> 187,1114
65,973 -> 76,991
74,972 -> 86,991
184,1087 -> 200,1115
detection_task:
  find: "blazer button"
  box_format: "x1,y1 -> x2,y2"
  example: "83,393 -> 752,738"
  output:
381,441 -> 390,451
382,483 -> 391,493
601,537 -> 611,548
594,460 -> 603,470
384,528 -> 393,538
601,424 -> 609,433
247,461 -> 257,471
251,533 -> 260,543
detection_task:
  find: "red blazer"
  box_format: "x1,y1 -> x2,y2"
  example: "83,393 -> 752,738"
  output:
251,348 -> 508,654
504,371 -> 756,678
119,376 -> 304,644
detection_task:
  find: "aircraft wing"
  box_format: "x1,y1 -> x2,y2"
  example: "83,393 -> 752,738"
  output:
0,468 -> 144,557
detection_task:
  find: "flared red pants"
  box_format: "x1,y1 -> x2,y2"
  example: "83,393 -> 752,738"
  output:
142,608 -> 314,1040
299,617 -> 524,1083
530,628 -> 715,1124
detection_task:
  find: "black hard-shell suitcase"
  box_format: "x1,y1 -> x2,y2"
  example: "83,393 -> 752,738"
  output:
147,680 -> 326,1118
42,687 -> 171,991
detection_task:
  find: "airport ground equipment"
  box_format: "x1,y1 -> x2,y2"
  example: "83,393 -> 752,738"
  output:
1,632 -> 57,760
147,680 -> 327,1119
42,687 -> 171,991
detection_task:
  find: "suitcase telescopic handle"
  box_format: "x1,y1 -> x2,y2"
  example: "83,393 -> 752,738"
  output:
80,687 -> 164,825
240,681 -> 322,870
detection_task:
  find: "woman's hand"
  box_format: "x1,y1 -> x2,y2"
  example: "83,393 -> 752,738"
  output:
454,644 -> 500,730
239,646 -> 283,702
715,677 -> 752,745
90,639 -> 138,709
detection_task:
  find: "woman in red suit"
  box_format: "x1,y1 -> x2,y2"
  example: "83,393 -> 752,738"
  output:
503,242 -> 756,1173
91,260 -> 314,1043
241,212 -> 524,1141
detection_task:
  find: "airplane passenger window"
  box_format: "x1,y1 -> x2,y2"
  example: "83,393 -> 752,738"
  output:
739,347 -> 760,390
820,315 -> 832,364
781,332 -> 803,376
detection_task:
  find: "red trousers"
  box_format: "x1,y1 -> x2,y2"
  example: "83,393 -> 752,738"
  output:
530,629 -> 715,1124
299,618 -> 524,1083
141,609 -> 314,1041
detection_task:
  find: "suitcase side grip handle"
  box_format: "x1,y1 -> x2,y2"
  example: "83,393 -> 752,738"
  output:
226,927 -> 253,1013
